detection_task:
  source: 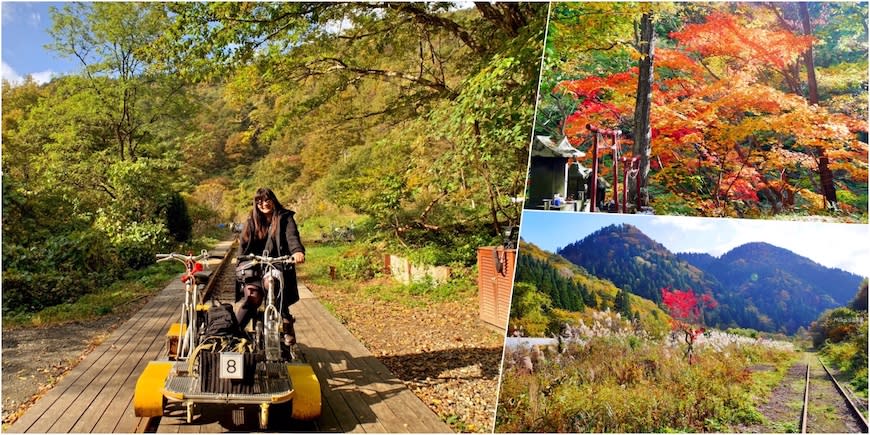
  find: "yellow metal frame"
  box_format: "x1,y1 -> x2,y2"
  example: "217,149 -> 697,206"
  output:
133,361 -> 173,417
286,363 -> 321,421
166,323 -> 186,359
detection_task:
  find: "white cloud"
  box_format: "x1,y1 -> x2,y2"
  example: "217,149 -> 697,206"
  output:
651,215 -> 718,231
449,2 -> 475,11
2,61 -> 23,85
1,3 -> 38,27
639,215 -> 869,277
30,70 -> 54,84
705,219 -> 869,277
29,12 -> 41,28
2,61 -> 55,86
322,17 -> 353,35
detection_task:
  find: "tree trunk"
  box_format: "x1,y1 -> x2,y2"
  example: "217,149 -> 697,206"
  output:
799,3 -> 819,105
632,13 -> 655,208
799,3 -> 837,208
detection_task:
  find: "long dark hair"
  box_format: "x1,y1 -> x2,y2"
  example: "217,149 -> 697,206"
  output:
249,187 -> 287,240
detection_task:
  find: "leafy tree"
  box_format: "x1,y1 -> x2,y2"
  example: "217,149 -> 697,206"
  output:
810,306 -> 861,348
48,2 -> 191,162
155,2 -> 546,247
510,282 -> 553,337
662,287 -> 718,362
543,3 -> 868,219
615,287 -> 633,318
850,279 -> 868,312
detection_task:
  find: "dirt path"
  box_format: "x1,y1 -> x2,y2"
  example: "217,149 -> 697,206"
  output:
2,306 -> 148,427
304,279 -> 504,433
735,361 -> 806,433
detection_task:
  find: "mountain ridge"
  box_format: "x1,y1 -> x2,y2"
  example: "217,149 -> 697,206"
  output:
553,224 -> 864,333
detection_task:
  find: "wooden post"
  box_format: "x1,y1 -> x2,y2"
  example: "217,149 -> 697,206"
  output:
383,254 -> 392,276
621,157 -> 629,214
612,132 -> 619,210
587,125 -> 600,212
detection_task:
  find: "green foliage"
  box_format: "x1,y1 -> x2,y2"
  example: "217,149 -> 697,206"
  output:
513,241 -> 673,337
3,257 -> 179,327
336,252 -> 381,281
515,253 -> 589,312
2,228 -> 124,314
109,221 -> 171,269
818,311 -> 868,398
3,3 -> 544,318
615,287 -> 633,318
401,274 -> 476,303
509,282 -> 554,337
810,307 -> 862,348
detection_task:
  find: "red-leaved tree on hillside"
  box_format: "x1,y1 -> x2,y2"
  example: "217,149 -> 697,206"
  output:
661,287 -> 718,363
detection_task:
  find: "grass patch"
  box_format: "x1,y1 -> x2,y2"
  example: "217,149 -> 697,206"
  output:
300,243 -> 475,307
361,277 -> 474,308
497,330 -> 798,432
746,353 -> 802,402
771,421 -> 800,433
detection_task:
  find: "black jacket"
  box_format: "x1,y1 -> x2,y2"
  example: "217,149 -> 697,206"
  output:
239,209 -> 305,307
239,209 -> 305,257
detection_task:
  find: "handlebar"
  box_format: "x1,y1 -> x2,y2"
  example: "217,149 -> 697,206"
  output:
156,250 -> 210,265
237,253 -> 296,265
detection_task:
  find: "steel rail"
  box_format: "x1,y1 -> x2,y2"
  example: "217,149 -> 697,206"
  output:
818,357 -> 869,433
801,363 -> 810,433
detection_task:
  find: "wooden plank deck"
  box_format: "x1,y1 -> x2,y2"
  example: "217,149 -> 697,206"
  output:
7,240 -> 452,433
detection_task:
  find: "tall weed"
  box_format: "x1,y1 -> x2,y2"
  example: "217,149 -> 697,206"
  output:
497,332 -> 796,432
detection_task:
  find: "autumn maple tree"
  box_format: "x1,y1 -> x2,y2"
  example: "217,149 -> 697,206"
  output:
661,287 -> 718,362
542,3 -> 868,219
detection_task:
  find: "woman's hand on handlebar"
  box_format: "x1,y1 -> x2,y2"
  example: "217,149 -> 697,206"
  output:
292,252 -> 305,264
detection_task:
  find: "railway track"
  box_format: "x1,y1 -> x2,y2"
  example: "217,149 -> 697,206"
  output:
799,357 -> 868,433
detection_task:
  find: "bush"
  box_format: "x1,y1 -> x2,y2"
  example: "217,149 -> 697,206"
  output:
337,251 -> 381,280
810,307 -> 862,348
820,317 -> 868,398
113,222 -> 171,268
2,229 -> 124,314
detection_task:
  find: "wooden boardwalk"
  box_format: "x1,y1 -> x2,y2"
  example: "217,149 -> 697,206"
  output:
7,240 -> 451,433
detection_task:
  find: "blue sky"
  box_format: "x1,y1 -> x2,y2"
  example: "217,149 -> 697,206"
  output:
519,211 -> 870,277
1,2 -> 79,85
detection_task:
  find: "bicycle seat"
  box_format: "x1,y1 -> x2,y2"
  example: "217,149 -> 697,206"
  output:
194,271 -> 212,285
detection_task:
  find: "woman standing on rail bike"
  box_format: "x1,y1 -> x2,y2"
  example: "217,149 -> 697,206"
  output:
236,187 -> 305,357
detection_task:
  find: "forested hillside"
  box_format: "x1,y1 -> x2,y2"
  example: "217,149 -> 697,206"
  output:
557,224 -> 718,304
557,224 -> 865,333
510,240 -> 670,337
680,242 -> 862,332
2,3 -> 547,315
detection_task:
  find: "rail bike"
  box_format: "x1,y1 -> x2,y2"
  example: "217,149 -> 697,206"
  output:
133,250 -> 321,429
